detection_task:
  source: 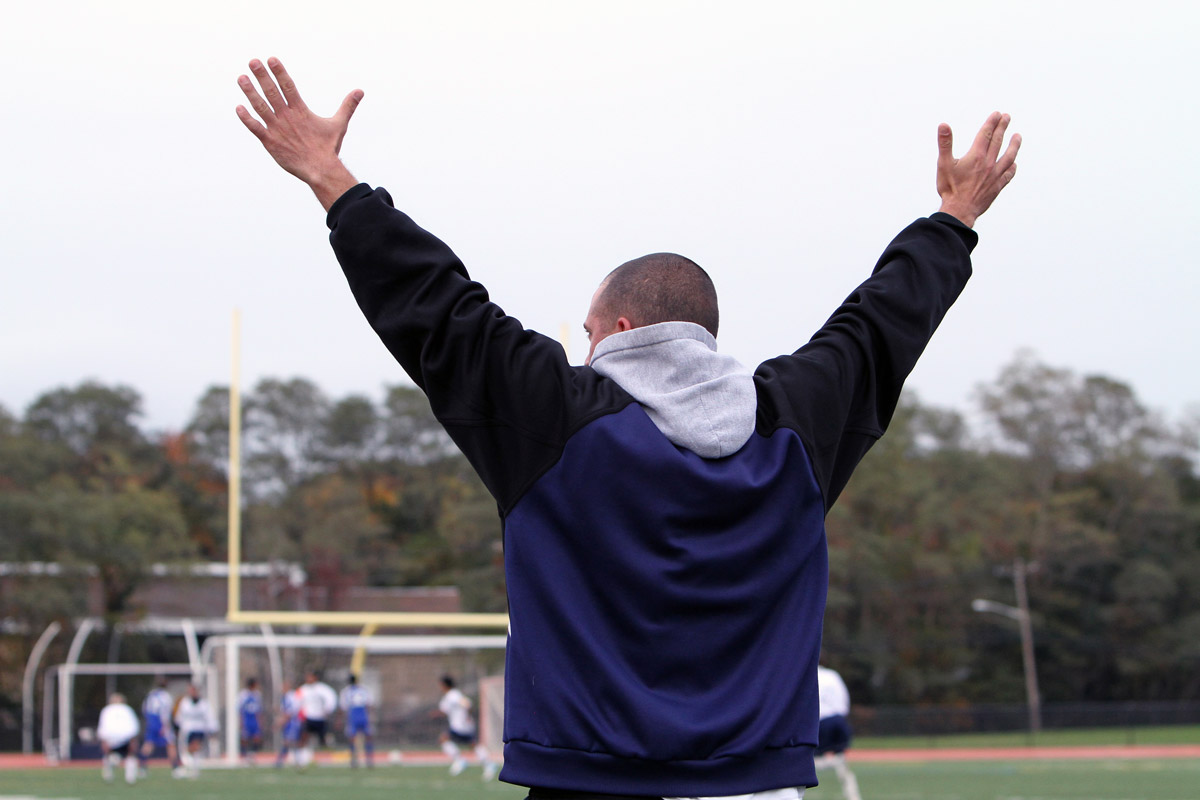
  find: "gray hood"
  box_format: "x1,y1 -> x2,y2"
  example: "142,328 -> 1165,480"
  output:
590,322 -> 756,458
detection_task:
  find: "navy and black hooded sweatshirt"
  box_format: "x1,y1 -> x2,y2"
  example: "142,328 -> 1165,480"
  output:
326,184 -> 977,796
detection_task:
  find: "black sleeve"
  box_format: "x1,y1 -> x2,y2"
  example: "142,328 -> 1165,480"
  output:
326,184 -> 626,512
754,212 -> 977,512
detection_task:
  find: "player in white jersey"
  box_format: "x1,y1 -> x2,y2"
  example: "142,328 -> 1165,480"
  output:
815,665 -> 861,800
97,693 -> 140,784
436,675 -> 497,781
297,671 -> 338,767
139,677 -> 178,774
339,674 -> 375,768
173,684 -> 217,779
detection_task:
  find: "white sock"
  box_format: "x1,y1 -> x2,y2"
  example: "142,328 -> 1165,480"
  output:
834,757 -> 862,800
474,744 -> 490,763
441,741 -> 458,758
125,756 -> 138,783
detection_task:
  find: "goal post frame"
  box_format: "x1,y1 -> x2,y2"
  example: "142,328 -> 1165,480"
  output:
44,662 -> 215,762
226,310 -> 509,631
200,632 -> 507,764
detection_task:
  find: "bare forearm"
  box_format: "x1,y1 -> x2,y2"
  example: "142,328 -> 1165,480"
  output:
934,200 -> 978,229
307,160 -> 360,212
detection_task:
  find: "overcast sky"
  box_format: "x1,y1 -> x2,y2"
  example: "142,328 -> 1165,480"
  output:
2,1 -> 1196,434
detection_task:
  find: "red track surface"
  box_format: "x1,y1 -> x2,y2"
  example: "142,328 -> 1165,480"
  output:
3,745 -> 1199,770
846,745 -> 1200,762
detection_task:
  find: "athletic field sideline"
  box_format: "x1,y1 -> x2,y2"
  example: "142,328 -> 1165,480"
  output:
1,754 -> 1198,800
2,745 -> 1199,800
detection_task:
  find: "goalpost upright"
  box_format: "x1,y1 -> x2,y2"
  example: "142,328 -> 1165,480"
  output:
222,311 -> 510,763
225,310 -> 509,631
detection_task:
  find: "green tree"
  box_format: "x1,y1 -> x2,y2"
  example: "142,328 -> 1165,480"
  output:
972,353 -> 1199,702
243,377 -> 332,496
30,479 -> 192,616
0,383 -> 201,635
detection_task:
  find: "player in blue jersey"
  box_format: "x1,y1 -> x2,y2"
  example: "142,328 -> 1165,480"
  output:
339,674 -> 375,768
238,677 -> 264,765
138,677 -> 178,775
274,679 -> 304,768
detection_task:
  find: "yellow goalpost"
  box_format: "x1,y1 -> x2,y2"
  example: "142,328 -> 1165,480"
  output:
225,310 -> 509,631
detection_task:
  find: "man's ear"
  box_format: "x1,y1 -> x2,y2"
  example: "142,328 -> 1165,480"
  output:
615,316 -> 633,332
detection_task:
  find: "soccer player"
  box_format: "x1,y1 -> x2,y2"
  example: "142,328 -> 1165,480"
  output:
816,665 -> 861,800
97,693 -> 140,785
238,677 -> 264,765
139,677 -> 178,774
296,671 -> 337,767
339,674 -> 375,768
436,675 -> 497,781
237,57 -> 1019,798
274,678 -> 304,768
173,683 -> 217,779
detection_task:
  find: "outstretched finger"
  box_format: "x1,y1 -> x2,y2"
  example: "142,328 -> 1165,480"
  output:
996,132 -> 1022,174
235,105 -> 268,141
334,89 -> 365,127
249,59 -> 287,113
268,57 -> 308,112
237,74 -> 274,122
987,114 -> 1011,162
969,111 -> 1003,158
937,123 -> 955,169
1004,162 -> 1018,184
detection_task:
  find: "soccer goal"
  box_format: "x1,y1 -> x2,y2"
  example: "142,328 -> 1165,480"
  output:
200,632 -> 507,763
42,662 -> 217,762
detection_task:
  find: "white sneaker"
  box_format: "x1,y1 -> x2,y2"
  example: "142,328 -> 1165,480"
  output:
482,761 -> 498,781
172,766 -> 188,779
449,757 -> 466,776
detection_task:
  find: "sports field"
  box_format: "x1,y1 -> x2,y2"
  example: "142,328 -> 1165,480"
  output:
1,753 -> 1198,800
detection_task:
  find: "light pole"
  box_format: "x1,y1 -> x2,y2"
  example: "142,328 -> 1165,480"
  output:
972,557 -> 1041,734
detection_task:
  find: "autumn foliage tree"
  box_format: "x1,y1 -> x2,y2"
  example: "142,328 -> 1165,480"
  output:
1,353 -> 1197,714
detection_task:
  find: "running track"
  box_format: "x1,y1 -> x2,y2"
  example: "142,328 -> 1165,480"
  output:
3,745 -> 1199,770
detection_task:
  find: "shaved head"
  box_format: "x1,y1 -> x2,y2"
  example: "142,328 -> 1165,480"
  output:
594,253 -> 719,337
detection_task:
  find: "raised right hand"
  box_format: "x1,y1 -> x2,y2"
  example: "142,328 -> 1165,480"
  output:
236,57 -> 363,210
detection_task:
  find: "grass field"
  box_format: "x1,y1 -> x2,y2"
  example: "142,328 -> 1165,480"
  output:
2,758 -> 1199,800
854,725 -> 1200,750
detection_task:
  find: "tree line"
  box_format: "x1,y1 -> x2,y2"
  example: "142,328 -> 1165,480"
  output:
1,350 -> 1197,716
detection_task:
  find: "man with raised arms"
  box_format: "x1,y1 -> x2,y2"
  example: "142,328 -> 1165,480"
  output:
237,57 -> 1019,800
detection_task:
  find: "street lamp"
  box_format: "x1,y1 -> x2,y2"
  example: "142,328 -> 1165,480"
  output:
972,557 -> 1041,734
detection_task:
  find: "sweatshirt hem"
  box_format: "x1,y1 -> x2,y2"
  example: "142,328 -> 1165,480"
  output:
500,740 -> 818,796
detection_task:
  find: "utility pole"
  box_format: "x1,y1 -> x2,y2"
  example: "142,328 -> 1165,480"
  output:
1012,558 -> 1041,734
972,557 -> 1041,734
